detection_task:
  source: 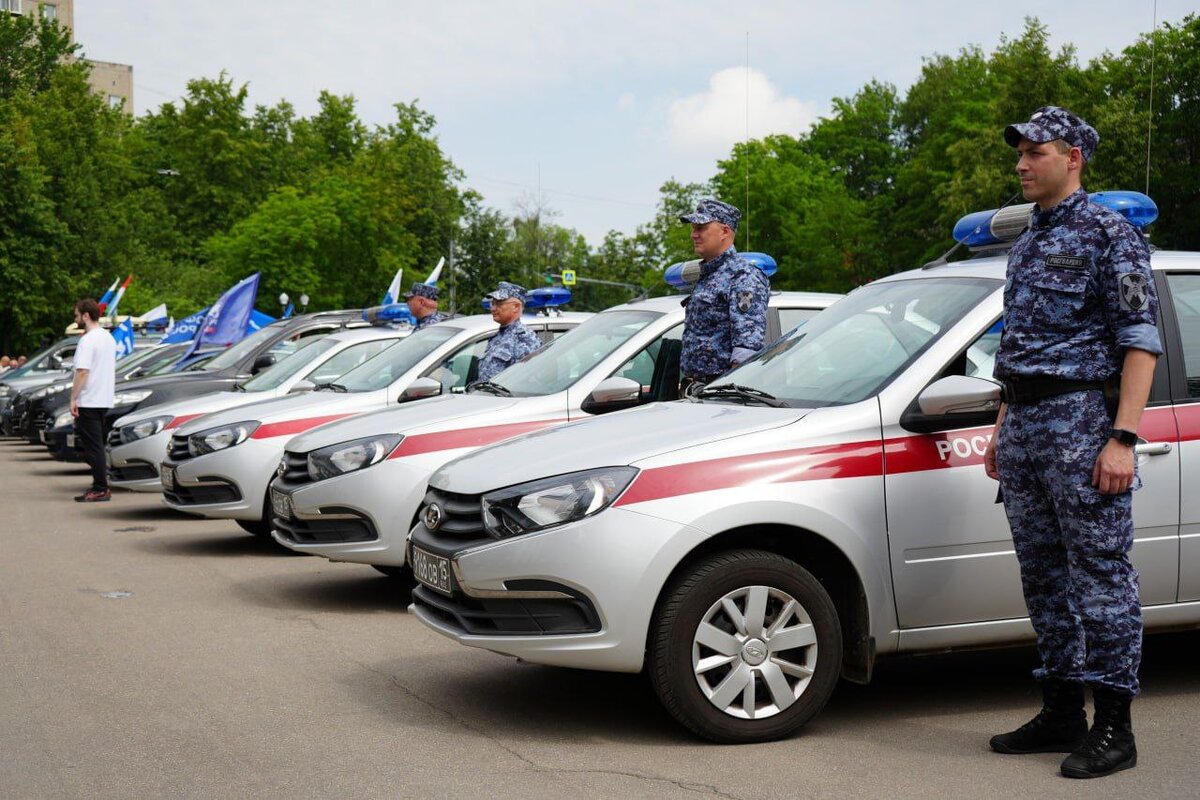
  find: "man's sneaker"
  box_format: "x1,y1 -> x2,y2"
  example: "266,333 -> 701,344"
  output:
74,489 -> 112,503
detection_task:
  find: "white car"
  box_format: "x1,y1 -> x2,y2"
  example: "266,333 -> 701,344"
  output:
158,314 -> 588,534
268,291 -> 840,577
409,194 -> 1200,743
106,327 -> 407,497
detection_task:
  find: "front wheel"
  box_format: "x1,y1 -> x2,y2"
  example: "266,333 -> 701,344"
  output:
235,517 -> 273,537
648,549 -> 842,743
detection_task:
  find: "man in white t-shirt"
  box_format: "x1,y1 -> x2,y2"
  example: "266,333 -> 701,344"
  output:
71,298 -> 117,502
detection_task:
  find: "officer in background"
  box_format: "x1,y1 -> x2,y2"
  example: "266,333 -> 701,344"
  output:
982,107 -> 1161,779
677,199 -> 769,395
476,282 -> 541,383
404,282 -> 443,330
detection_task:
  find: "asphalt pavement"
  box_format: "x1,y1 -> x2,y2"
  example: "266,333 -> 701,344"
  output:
2,438 -> 1198,799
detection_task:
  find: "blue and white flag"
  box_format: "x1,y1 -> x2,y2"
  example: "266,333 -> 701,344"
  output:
111,318 -> 136,359
162,307 -> 209,344
139,303 -> 168,327
381,268 -> 403,306
248,308 -> 276,332
184,273 -> 262,357
281,301 -> 294,319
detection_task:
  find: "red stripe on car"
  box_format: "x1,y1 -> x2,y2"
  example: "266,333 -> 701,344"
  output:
389,419 -> 567,458
251,414 -> 353,439
165,414 -> 202,430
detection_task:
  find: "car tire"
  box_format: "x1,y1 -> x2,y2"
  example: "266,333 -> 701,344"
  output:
648,549 -> 841,744
235,518 -> 273,537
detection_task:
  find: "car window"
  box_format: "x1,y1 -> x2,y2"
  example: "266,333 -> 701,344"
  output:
241,338 -> 340,391
267,326 -> 334,360
190,323 -> 285,371
426,337 -> 491,393
305,339 -> 397,386
334,325 -> 460,391
721,278 -> 999,407
489,311 -> 661,397
1166,273 -> 1200,398
937,318 -> 1003,382
611,324 -> 684,402
777,308 -> 821,337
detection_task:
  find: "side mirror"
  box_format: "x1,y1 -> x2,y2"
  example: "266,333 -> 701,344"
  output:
49,355 -> 63,369
128,367 -> 145,379
251,353 -> 276,374
582,376 -> 642,414
917,375 -> 1002,416
288,379 -> 317,394
399,376 -> 442,403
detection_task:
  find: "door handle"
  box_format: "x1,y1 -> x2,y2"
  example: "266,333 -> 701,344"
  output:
1135,441 -> 1172,456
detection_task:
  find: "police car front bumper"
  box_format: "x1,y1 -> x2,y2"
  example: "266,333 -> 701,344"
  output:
409,507 -> 707,673
108,430 -> 172,491
161,438 -> 281,520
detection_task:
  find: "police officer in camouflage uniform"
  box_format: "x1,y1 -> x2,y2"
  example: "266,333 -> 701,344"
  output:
405,282 -> 444,330
982,107 -> 1162,779
476,282 -> 542,383
677,199 -> 769,394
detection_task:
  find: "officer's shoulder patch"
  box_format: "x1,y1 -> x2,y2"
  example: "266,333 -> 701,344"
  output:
1045,254 -> 1087,272
1118,273 -> 1149,311
736,290 -> 755,313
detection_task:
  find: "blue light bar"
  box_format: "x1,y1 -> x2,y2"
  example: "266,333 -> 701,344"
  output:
952,191 -> 1158,247
664,252 -> 779,289
481,287 -> 573,311
363,303 -> 416,325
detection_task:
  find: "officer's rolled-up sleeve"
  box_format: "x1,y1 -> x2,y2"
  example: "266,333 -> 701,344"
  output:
1101,223 -> 1163,356
729,270 -> 769,364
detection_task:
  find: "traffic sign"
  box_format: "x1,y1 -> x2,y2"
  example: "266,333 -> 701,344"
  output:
561,269 -> 577,286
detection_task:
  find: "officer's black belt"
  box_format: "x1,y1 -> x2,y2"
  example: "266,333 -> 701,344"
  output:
999,377 -> 1106,406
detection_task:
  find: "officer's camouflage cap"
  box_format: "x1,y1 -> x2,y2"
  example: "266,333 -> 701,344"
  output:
1004,106 -> 1099,162
404,282 -> 439,301
679,198 -> 741,231
486,281 -> 528,304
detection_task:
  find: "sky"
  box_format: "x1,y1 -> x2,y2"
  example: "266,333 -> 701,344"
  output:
75,0 -> 1193,244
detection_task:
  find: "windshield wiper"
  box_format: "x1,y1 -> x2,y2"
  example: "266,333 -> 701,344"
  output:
695,383 -> 789,408
326,382 -> 348,393
469,380 -> 512,397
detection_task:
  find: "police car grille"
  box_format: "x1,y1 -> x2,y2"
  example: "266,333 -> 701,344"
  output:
36,409 -> 52,430
168,433 -> 192,461
422,488 -> 485,538
107,428 -> 122,447
279,451 -> 311,484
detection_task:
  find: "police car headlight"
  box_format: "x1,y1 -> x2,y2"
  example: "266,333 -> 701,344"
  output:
187,421 -> 259,456
481,467 -> 638,538
0,386 -> 10,397
306,435 -> 403,482
112,389 -> 152,406
120,415 -> 172,443
54,410 -> 75,428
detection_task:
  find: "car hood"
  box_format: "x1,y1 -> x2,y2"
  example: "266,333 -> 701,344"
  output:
431,401 -> 808,495
4,373 -> 69,393
112,389 -> 286,431
285,394 -> 520,452
173,388 -> 386,435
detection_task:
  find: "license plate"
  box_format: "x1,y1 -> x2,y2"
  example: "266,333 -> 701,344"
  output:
68,435 -> 75,449
270,488 -> 294,520
160,465 -> 175,490
411,547 -> 453,596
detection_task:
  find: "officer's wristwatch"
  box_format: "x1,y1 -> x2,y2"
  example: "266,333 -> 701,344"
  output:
1109,427 -> 1138,447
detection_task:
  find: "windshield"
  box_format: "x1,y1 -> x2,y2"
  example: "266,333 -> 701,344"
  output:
716,278 -> 998,408
114,346 -> 167,377
188,323 -> 284,372
489,310 -> 661,396
4,340 -> 73,379
334,326 -> 459,392
241,338 -> 339,391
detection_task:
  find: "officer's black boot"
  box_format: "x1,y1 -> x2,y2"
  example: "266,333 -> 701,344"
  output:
989,678 -> 1088,754
1060,689 -> 1137,779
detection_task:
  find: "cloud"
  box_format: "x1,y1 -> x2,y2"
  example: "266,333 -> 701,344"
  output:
666,67 -> 820,156
616,92 -> 636,113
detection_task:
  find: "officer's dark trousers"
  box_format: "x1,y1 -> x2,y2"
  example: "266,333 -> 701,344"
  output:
76,407 -> 110,491
996,390 -> 1142,696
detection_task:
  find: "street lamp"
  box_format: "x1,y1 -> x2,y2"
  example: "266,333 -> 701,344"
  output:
279,292 -> 289,317
299,293 -> 309,313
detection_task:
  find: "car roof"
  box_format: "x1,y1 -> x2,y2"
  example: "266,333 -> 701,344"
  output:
875,247 -> 1200,286
433,312 -> 593,334
323,326 -> 411,344
608,290 -> 842,315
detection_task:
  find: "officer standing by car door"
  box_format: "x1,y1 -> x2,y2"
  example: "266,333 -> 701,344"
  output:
404,282 -> 444,330
677,199 -> 769,395
475,282 -> 541,383
982,107 -> 1162,779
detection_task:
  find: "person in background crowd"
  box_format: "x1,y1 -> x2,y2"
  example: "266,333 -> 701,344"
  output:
70,299 -> 117,503
405,282 -> 444,330
475,282 -> 541,383
676,198 -> 769,396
